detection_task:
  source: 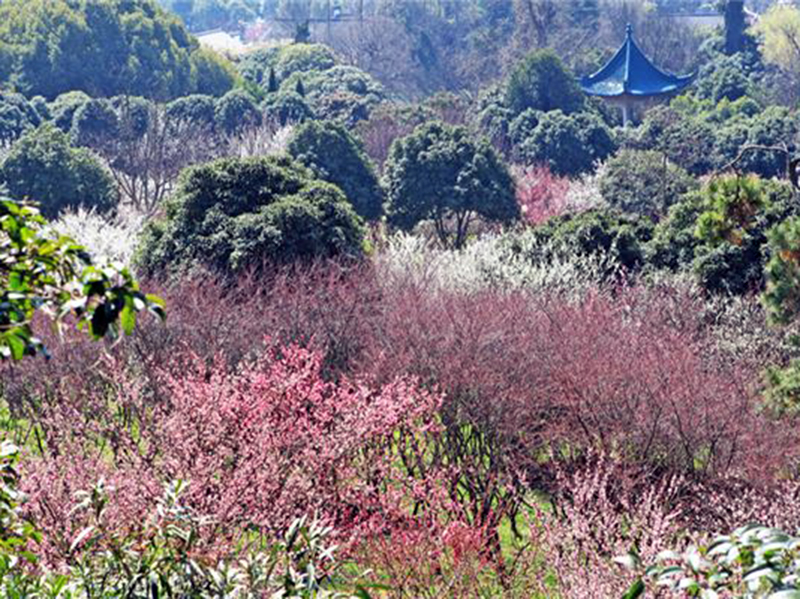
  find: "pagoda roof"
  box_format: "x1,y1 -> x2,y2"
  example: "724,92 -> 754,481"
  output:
580,24 -> 694,98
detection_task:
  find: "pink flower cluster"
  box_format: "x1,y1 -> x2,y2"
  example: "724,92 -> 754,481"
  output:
514,164 -> 571,225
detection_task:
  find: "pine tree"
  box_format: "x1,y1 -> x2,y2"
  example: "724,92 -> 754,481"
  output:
295,78 -> 306,97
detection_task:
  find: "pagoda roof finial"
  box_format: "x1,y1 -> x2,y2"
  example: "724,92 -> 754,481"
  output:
580,24 -> 694,98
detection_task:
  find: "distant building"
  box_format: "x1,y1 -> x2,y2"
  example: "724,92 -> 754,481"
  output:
580,24 -> 695,126
196,29 -> 245,55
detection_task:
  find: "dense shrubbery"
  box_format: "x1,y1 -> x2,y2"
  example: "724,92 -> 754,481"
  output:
600,148 -> 695,218
135,156 -> 366,277
0,92 -> 40,144
0,0 -> 236,100
505,49 -> 585,117
0,124 -> 118,218
648,175 -> 799,295
516,110 -> 616,176
384,121 -> 518,248
8,2 -> 800,594
239,44 -> 338,86
214,89 -> 262,136
287,120 -> 384,221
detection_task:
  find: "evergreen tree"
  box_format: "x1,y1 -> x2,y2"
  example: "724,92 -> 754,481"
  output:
268,67 -> 279,93
725,0 -> 746,55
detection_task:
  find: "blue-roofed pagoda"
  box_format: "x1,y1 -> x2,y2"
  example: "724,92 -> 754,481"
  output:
580,24 -> 694,126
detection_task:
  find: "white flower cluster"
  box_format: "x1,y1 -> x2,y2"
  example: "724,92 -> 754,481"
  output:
375,231 -> 610,296
49,205 -> 146,267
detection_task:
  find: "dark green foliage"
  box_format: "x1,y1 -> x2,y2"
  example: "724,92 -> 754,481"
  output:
508,109 -> 542,147
693,241 -> 766,295
287,121 -> 384,221
638,107 -> 716,176
281,66 -> 383,102
646,194 -> 704,271
278,65 -> 385,125
736,106 -> 797,179
134,155 -> 366,277
518,110 -> 616,177
214,89 -> 262,136
48,91 -> 91,133
384,121 -> 518,248
110,95 -> 154,138
647,176 -> 798,295
262,92 -> 313,125
274,44 -> 336,80
471,84 -> 512,149
518,209 -> 655,274
295,78 -> 306,97
764,216 -> 800,325
165,94 -> 217,128
474,103 -> 513,151
764,357 -> 800,417
268,68 -> 279,93
191,48 -> 239,97
695,55 -> 753,103
70,99 -> 119,147
0,0 -> 235,100
505,49 -> 585,117
0,92 -> 40,144
29,96 -> 50,122
1,125 -> 118,219
237,47 -> 282,86
599,149 -> 696,218
709,106 -> 797,178
238,43 -> 337,89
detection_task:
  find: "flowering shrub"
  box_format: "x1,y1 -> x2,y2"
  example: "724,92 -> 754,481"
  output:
4,473 -> 369,597
513,164 -> 570,225
375,232 -> 609,295
18,340 -> 452,565
48,205 -> 146,266
534,454 -> 684,598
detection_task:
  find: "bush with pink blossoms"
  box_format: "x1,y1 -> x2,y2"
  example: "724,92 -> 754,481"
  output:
513,164 -> 571,226
17,341 -> 456,566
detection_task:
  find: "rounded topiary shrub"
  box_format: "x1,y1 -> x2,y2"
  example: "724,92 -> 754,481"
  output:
384,121 -> 518,248
1,124 -> 118,219
48,91 -> 92,133
134,155 -> 366,277
215,89 -> 262,136
287,120 -> 384,220
166,94 -> 218,129
262,92 -> 313,125
273,43 -> 337,80
70,98 -> 120,147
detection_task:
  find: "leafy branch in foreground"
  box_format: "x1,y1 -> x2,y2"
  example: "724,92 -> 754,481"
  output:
619,524 -> 800,598
0,194 -> 165,359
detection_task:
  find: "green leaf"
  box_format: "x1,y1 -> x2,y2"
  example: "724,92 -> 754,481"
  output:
621,579 -> 645,599
120,298 -> 136,336
4,332 -> 26,361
